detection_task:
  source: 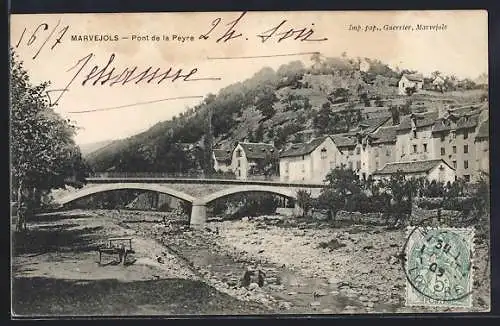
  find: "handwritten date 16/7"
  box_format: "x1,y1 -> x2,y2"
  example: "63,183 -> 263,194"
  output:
199,11 -> 328,43
15,20 -> 69,60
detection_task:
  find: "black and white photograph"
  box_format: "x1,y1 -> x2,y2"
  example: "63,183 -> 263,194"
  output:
10,10 -> 490,316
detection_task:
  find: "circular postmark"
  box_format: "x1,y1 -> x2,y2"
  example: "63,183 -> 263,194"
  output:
401,217 -> 473,303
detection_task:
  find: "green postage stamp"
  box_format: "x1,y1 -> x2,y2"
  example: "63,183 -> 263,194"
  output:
403,225 -> 474,307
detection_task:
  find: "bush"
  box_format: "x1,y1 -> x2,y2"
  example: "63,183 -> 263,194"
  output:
210,192 -> 280,219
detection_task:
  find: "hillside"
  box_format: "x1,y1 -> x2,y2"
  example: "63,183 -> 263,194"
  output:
86,55 -> 487,174
79,140 -> 115,157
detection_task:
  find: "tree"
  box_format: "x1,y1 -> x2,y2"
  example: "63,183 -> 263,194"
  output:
10,49 -> 88,231
381,172 -> 420,227
324,164 -> 363,198
405,86 -> 417,96
296,190 -> 312,218
431,71 -> 442,79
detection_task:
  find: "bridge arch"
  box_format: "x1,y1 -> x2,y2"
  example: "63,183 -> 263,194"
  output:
56,183 -> 197,206
196,185 -> 298,206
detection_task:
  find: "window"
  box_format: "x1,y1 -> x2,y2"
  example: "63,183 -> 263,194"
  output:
386,148 -> 391,156
284,162 -> 289,173
413,130 -> 417,139
464,145 -> 468,154
348,161 -> 353,170
452,146 -> 456,154
302,155 -> 305,160
464,131 -> 469,139
440,135 -> 445,142
401,145 -> 405,155
464,160 -> 469,169
423,144 -> 427,153
413,145 -> 417,153
441,147 -> 445,156
321,148 -> 327,159
348,150 -> 354,156
464,175 -> 470,182
236,149 -> 242,158
237,160 -> 241,167
451,131 -> 456,139
301,164 -> 305,173
375,148 -> 379,157
375,161 -> 379,169
356,147 -> 361,155
452,161 -> 457,169
356,160 -> 361,170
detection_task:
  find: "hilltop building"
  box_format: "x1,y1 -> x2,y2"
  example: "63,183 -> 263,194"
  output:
398,74 -> 424,95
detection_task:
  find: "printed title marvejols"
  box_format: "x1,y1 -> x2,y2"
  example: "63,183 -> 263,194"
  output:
71,34 -> 119,41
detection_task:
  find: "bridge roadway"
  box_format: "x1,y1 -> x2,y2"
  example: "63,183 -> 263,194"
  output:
56,177 -> 327,228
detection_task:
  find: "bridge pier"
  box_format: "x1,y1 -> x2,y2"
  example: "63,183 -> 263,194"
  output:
190,203 -> 207,229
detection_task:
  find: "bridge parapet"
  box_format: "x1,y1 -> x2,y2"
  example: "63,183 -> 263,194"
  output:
55,179 -> 326,229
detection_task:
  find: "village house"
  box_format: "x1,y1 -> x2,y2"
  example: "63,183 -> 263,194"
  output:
372,159 -> 456,184
212,149 -> 232,173
359,58 -> 371,72
231,142 -> 277,180
395,111 -> 439,163
431,105 -> 485,182
345,116 -> 396,180
359,126 -> 398,179
432,75 -> 446,92
330,134 -> 359,172
475,119 -> 489,178
279,136 -> 339,183
398,73 -> 424,95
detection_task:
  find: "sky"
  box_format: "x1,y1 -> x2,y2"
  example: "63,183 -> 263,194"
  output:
10,10 -> 488,145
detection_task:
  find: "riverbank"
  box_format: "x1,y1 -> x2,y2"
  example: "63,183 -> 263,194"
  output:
12,209 -> 491,316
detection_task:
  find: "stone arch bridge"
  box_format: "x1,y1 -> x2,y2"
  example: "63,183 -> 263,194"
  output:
55,177 -> 325,228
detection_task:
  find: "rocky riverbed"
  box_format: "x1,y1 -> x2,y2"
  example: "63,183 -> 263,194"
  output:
109,210 -> 491,314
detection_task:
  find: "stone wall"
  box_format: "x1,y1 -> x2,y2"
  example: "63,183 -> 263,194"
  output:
334,210 -> 387,226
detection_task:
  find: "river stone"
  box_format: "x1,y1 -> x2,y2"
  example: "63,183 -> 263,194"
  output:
310,301 -> 321,307
359,295 -> 369,302
321,308 -> 333,313
248,282 -> 260,291
278,302 -> 292,310
314,289 -> 328,297
365,302 -> 375,308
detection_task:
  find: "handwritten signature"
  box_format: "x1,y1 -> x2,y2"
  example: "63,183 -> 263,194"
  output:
46,53 -> 221,106
199,11 -> 328,43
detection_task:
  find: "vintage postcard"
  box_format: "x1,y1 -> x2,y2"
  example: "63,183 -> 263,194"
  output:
10,10 -> 490,317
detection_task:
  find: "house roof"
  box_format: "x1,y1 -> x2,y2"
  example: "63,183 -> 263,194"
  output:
359,116 -> 391,131
369,126 -> 397,144
402,73 -> 424,82
432,113 -> 480,133
213,149 -> 232,162
279,136 -> 330,158
237,142 -> 277,159
476,119 -> 489,139
373,159 -> 454,175
397,111 -> 439,131
432,76 -> 445,83
331,134 -> 357,148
